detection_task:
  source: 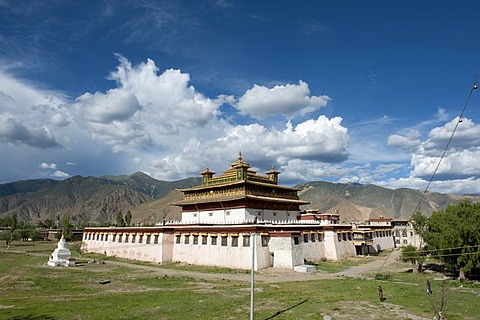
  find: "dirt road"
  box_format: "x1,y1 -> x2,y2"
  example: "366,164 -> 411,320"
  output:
100,249 -> 403,284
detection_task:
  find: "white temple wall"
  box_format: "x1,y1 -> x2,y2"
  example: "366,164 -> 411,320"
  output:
370,235 -> 395,254
254,209 -> 300,222
182,208 -> 248,224
335,239 -> 356,259
172,234 -> 271,270
301,235 -> 326,262
181,208 -> 301,224
323,230 -> 339,260
269,236 -> 303,269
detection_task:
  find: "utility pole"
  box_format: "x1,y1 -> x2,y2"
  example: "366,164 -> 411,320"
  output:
250,232 -> 256,320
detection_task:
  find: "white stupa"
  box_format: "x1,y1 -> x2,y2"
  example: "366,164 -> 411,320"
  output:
47,235 -> 75,267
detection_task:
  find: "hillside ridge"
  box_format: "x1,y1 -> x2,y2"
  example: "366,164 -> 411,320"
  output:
0,175 -> 475,225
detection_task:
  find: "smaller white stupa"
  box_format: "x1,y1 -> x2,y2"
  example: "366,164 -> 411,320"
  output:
47,235 -> 75,267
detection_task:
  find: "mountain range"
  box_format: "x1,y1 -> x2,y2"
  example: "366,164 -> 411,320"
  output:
0,173 -> 475,225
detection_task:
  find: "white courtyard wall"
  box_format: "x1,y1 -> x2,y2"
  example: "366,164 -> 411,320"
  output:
82,231 -> 172,264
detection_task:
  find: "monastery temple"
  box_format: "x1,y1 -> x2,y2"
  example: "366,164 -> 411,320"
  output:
82,153 -> 394,270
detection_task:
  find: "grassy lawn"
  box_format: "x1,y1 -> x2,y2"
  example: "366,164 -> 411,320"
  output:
309,256 -> 376,273
1,242 -> 479,319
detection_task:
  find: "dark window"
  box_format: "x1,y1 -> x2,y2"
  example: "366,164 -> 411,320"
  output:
118,235 -> 122,243
221,236 -> 228,246
184,235 -> 190,244
193,235 -> 199,245
131,234 -> 135,243
304,234 -> 308,242
261,235 -> 269,247
139,235 -> 143,243
338,234 -> 342,242
243,235 -> 250,247
311,234 -> 316,242
211,236 -> 217,245
154,235 -> 159,244
175,235 -> 181,244
112,234 -> 116,242
146,235 -> 151,244
202,236 -> 207,245
293,237 -> 299,245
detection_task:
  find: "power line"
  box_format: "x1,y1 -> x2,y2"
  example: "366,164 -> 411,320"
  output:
418,244 -> 480,253
376,72 -> 480,277
412,71 -> 480,216
401,250 -> 480,260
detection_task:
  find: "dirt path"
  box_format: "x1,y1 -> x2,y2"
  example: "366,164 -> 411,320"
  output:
8,248 -> 402,283
91,249 -> 403,284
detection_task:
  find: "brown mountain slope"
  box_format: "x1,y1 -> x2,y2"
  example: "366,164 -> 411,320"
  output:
0,175 -> 153,224
298,181 -> 474,221
128,190 -> 183,225
1,174 -> 476,225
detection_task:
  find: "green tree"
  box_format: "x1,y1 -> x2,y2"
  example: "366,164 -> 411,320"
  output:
401,245 -> 424,273
423,200 -> 480,280
43,218 -> 55,229
58,214 -> 73,240
28,229 -> 40,244
6,214 -> 18,247
125,210 -> 132,227
116,211 -> 124,227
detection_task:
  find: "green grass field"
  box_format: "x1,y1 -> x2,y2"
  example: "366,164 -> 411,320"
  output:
1,241 -> 479,319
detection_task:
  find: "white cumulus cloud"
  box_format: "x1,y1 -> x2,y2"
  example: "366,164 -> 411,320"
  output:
72,55 -> 223,152
387,129 -> 421,153
236,80 -> 331,119
39,162 -> 57,169
51,170 -> 69,178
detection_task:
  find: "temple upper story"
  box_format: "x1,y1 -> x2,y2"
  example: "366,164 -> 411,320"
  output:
174,152 -> 308,206
199,152 -> 280,186
172,153 -> 309,223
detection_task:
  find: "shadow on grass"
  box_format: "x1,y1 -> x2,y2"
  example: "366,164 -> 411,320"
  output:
264,299 -> 308,319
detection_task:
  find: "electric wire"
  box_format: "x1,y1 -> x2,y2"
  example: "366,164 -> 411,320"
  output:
372,73 -> 479,318
375,72 -> 480,278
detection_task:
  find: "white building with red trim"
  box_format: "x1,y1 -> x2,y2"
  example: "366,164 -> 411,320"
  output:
82,154 -> 394,270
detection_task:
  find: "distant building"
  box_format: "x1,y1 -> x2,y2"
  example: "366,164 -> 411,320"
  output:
391,220 -> 422,248
37,229 -> 84,242
365,216 -> 393,226
82,153 -> 395,270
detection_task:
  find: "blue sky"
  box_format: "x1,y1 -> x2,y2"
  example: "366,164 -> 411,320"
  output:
1,0 -> 480,194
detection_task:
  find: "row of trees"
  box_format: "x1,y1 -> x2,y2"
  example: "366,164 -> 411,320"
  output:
403,200 -> 480,280
116,210 -> 132,227
0,213 -> 74,245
